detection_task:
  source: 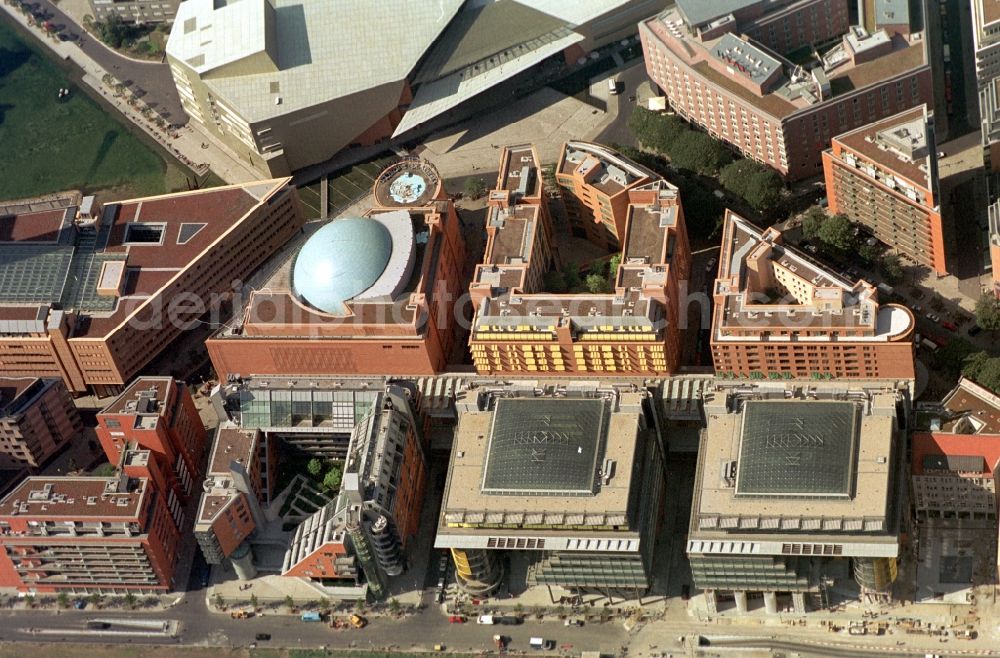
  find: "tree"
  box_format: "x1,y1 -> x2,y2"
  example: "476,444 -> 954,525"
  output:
88,593 -> 103,609
719,160 -> 783,212
95,12 -> 136,49
322,466 -> 342,492
585,272 -> 610,294
669,131 -> 731,175
214,593 -> 226,609
285,595 -> 295,611
92,463 -> 116,477
307,458 -> 323,478
318,598 -> 331,613
388,598 -> 402,615
57,592 -> 69,609
963,352 -> 1000,393
562,262 -> 581,291
123,592 -> 137,610
816,214 -> 854,252
975,293 -> 1000,331
627,107 -> 686,154
463,176 -> 486,199
858,243 -> 881,265
354,598 -> 366,613
801,207 -> 826,242
880,253 -> 904,284
249,594 -> 259,609
933,337 -> 979,379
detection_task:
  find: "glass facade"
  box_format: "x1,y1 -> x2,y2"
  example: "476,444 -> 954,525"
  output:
689,554 -> 816,591
239,388 -> 379,430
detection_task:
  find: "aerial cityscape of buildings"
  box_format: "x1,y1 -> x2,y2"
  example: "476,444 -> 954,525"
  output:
6,0 -> 1000,653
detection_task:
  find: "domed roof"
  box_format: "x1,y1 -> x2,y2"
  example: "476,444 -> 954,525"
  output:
292,218 -> 392,315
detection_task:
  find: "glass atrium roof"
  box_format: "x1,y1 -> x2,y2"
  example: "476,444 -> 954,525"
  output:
735,400 -> 860,498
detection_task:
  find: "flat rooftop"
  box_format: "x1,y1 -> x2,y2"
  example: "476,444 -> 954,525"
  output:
208,427 -> 257,476
646,10 -> 926,120
441,395 -> 642,526
936,378 -> 1000,434
833,106 -> 932,189
0,180 -> 290,339
101,376 -> 173,416
558,141 -> 653,196
0,476 -> 148,520
500,145 -> 541,197
735,401 -> 859,497
693,396 -> 896,534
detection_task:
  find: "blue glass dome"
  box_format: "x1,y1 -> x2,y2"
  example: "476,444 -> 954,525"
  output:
292,218 -> 392,315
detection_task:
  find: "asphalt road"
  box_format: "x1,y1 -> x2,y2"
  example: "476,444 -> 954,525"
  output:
0,605 -> 630,653
19,0 -> 187,124
595,62 -> 653,148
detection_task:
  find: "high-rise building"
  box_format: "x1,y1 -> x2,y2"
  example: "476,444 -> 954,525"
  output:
435,382 -> 666,597
0,461 -> 182,593
207,160 -> 466,378
96,377 -> 207,504
166,0 -> 665,176
0,181 -> 303,396
555,141 -> 655,251
469,144 -> 691,377
823,105 -> 945,274
711,210 -> 916,380
193,425 -> 268,580
0,378 -> 81,471
688,386 -> 904,614
640,1 -> 932,179
282,385 -> 426,599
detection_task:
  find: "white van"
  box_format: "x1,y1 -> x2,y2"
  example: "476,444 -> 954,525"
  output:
530,637 -> 545,649
477,615 -> 495,625
608,78 -> 620,95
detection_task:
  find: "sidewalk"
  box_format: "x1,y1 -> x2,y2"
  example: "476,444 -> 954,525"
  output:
0,3 -> 261,185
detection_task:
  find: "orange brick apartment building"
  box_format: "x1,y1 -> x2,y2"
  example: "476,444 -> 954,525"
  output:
0,181 -> 303,396
469,144 -> 691,377
823,105 -> 946,274
711,210 -> 915,380
555,141 -> 655,251
207,160 -> 466,379
0,378 -> 82,471
639,1 -> 932,180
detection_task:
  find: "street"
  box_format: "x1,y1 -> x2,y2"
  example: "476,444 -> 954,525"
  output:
15,0 -> 186,124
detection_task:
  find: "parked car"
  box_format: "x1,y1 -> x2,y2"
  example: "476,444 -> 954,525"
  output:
925,312 -> 940,323
449,616 -> 466,624
564,619 -> 583,627
497,616 -> 523,625
477,615 -> 495,625
73,600 -> 86,610
968,324 -> 983,337
255,633 -> 271,641
940,320 -> 958,332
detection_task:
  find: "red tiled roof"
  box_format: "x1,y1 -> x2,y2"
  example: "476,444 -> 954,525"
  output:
911,433 -> 1000,475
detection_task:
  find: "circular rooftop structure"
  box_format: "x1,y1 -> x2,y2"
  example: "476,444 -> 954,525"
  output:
291,213 -> 417,315
373,159 -> 442,208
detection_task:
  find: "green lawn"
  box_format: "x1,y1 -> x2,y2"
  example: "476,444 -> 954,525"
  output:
0,18 -> 188,200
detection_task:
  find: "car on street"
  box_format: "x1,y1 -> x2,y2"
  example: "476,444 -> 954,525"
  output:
940,320 -> 958,332
449,616 -> 466,624
497,616 -> 523,625
925,312 -> 940,323
477,614 -> 495,625
564,619 -> 583,627
255,633 -> 271,641
968,324 -> 983,337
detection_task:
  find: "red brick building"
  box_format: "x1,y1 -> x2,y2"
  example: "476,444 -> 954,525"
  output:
640,1 -> 932,180
823,105 -> 946,274
711,210 -> 916,380
0,378 -> 81,471
0,180 -> 303,396
469,144 -> 691,377
0,467 -> 181,593
193,426 -> 268,568
207,160 -> 466,378
97,377 -> 207,512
